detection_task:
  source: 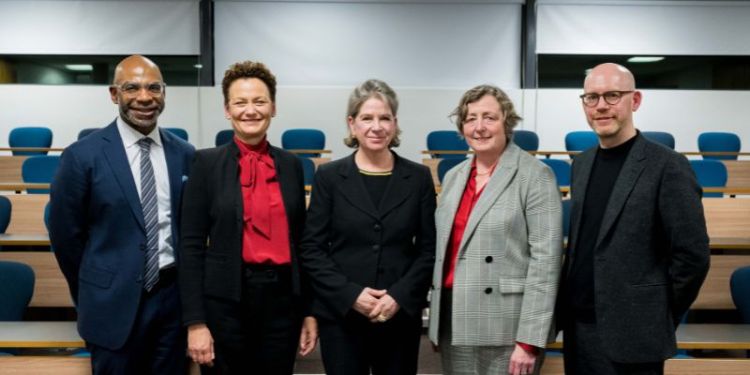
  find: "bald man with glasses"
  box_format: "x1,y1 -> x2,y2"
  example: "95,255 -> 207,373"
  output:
556,63 -> 710,375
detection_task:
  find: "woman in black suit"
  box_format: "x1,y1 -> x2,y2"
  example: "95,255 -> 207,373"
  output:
179,61 -> 317,374
299,79 -> 436,375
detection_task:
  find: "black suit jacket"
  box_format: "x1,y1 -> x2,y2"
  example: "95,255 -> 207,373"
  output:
179,141 -> 307,326
558,134 -> 710,363
299,152 -> 436,322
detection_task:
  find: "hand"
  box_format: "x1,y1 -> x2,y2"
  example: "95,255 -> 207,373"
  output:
298,316 -> 318,356
368,293 -> 400,323
352,287 -> 387,317
187,324 -> 214,367
508,343 -> 537,375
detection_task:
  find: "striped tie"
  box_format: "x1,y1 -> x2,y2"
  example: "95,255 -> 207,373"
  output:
138,138 -> 159,292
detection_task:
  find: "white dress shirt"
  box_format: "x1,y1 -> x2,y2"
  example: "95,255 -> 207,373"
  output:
117,118 -> 175,269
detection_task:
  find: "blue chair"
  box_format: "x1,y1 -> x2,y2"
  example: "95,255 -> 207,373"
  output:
21,155 -> 61,194
689,160 -> 728,198
541,159 -> 571,187
8,127 -> 53,156
642,131 -> 675,150
299,157 -> 315,187
0,196 -> 10,234
513,130 -> 539,152
698,132 -> 741,160
0,261 -> 35,320
215,130 -> 234,146
77,128 -> 99,140
282,129 -> 326,158
427,130 -> 469,159
164,127 -> 189,142
565,131 -> 598,158
437,158 -> 465,183
731,266 -> 750,324
562,198 -> 571,239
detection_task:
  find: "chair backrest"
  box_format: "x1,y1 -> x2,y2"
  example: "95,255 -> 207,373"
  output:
77,128 -> 100,140
8,127 -> 53,156
282,129 -> 326,158
164,127 -> 189,142
299,157 -> 315,186
0,261 -> 35,320
541,159 -> 571,187
562,198 -> 571,239
0,195 -> 11,234
437,158 -> 465,183
21,155 -> 61,194
642,131 -> 675,150
689,159 -> 728,198
215,129 -> 234,147
427,130 -> 469,159
698,132 -> 741,160
564,131 -> 598,157
513,130 -> 540,151
731,266 -> 750,323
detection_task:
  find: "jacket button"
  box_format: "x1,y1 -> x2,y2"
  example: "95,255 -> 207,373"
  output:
373,224 -> 381,232
372,244 -> 381,251
484,287 -> 493,294
485,256 -> 493,263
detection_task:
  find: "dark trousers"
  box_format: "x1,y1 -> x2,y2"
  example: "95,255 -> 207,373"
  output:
563,320 -> 664,375
89,268 -> 186,375
319,309 -> 422,375
203,264 -> 302,375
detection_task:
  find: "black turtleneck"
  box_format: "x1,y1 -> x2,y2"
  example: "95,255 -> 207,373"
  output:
566,132 -> 639,322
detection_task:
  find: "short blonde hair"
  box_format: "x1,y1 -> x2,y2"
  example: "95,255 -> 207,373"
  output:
344,79 -> 402,148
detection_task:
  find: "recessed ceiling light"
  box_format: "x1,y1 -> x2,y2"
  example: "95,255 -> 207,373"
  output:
65,64 -> 93,71
194,64 -> 203,69
627,56 -> 665,63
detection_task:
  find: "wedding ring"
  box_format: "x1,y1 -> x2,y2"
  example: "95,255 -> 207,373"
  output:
377,314 -> 388,322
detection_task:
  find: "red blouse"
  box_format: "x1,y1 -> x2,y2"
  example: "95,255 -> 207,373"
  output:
234,137 -> 291,265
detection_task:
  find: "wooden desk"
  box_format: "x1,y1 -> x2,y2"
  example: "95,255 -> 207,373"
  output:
0,155 -> 27,183
0,233 -> 50,246
724,160 -> 750,189
0,321 -> 82,348
3,194 -> 48,234
0,252 -> 73,308
710,237 -> 750,251
704,198 -> 750,239
0,147 -> 64,153
0,182 -> 50,192
692,255 -> 749,310
286,149 -> 332,155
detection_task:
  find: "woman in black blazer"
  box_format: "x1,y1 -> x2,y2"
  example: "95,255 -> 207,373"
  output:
179,61 -> 317,374
299,79 -> 436,375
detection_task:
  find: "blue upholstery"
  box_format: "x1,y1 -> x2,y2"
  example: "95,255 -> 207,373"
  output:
564,131 -> 598,158
698,132 -> 741,160
282,129 -> 326,158
0,195 -> 10,234
77,128 -> 99,140
164,127 -> 189,142
299,157 -> 315,187
437,158 -> 465,183
215,130 -> 234,146
427,130 -> 469,159
689,160 -> 728,198
0,261 -> 35,320
541,159 -> 571,187
731,266 -> 750,324
512,130 -> 539,152
21,155 -> 61,194
562,198 -> 571,239
642,131 -> 675,149
8,127 -> 53,156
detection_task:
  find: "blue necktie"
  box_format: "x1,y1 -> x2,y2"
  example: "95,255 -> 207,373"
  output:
138,138 -> 159,292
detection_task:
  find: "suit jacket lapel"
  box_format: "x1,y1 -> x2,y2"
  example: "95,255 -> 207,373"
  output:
435,159 -> 470,260
160,129 -> 183,225
378,153 -> 413,219
458,144 -> 521,255
595,136 -> 647,248
223,142 -> 243,224
568,149 -> 596,255
336,153 -> 379,220
270,145 -> 298,227
100,121 -> 146,232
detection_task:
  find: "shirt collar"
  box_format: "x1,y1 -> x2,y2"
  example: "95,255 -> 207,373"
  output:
116,116 -> 162,148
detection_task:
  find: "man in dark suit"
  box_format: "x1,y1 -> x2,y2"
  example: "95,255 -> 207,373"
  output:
558,63 -> 710,374
50,55 -> 194,374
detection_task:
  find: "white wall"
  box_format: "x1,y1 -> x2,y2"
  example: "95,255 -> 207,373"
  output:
2,85 -> 748,163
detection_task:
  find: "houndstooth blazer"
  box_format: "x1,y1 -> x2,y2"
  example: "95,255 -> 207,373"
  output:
428,142 -> 563,348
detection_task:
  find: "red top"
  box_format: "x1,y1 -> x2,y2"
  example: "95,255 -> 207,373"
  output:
235,136 -> 291,265
442,161 -> 485,289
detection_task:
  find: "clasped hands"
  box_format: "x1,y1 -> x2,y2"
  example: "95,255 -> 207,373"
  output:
353,287 -> 400,323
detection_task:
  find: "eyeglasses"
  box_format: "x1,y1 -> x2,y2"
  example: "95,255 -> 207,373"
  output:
113,82 -> 166,96
579,91 -> 633,107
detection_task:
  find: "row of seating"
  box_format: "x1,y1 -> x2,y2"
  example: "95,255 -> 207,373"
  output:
427,129 -> 744,160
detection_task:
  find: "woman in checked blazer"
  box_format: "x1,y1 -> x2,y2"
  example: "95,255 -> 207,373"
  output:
428,85 -> 563,375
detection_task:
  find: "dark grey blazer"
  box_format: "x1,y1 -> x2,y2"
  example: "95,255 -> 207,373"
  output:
558,134 -> 710,363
